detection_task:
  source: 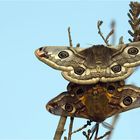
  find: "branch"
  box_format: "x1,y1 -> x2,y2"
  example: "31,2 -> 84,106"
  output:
97,20 -> 114,46
68,117 -> 74,140
68,27 -> 73,47
128,2 -> 140,42
106,114 -> 120,140
97,21 -> 109,45
72,120 -> 91,135
53,116 -> 67,140
110,20 -> 116,45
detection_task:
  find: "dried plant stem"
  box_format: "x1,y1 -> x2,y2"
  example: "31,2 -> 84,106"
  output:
106,114 -> 119,140
110,20 -> 116,45
97,20 -> 114,46
72,124 -> 88,134
68,27 -> 73,47
68,117 -> 74,140
94,123 -> 99,140
53,116 -> 67,140
97,131 -> 111,140
97,21 -> 109,45
128,2 -> 140,42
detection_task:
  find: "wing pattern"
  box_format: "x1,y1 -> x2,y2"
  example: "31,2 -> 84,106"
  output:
35,41 -> 140,84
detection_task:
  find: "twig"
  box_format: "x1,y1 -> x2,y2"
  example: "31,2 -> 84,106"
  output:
86,123 -> 99,140
64,136 -> 67,140
68,117 -> 74,140
97,131 -> 111,140
68,27 -> 73,47
72,120 -> 91,135
110,20 -> 116,45
97,21 -> 109,45
53,116 -> 67,140
106,114 -> 120,140
76,43 -> 80,48
97,20 -> 114,46
119,36 -> 124,44
128,2 -> 140,42
94,123 -> 99,140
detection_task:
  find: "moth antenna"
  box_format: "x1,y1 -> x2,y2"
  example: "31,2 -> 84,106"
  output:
76,43 -> 80,48
68,27 -> 73,47
97,20 -> 109,46
119,36 -> 124,44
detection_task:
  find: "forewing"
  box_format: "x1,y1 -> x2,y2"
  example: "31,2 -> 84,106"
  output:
114,41 -> 140,68
35,46 -> 85,71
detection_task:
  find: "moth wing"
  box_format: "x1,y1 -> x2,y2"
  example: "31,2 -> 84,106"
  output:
113,41 -> 140,68
35,46 -> 86,71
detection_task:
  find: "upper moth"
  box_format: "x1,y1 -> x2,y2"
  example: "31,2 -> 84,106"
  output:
35,2 -> 140,85
35,33 -> 140,84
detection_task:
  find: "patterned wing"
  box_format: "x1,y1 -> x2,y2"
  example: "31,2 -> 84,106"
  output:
35,42 -> 140,84
46,82 -> 140,122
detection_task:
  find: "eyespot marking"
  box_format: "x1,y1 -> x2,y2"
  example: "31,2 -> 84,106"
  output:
64,103 -> 74,112
58,51 -> 69,59
123,96 -> 133,106
74,67 -> 85,75
107,85 -> 115,94
128,47 -> 139,55
111,65 -> 122,73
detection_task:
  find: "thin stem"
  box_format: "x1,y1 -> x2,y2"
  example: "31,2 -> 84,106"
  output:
72,121 -> 91,135
53,116 -> 67,140
97,131 -> 111,140
68,117 -> 74,140
97,21 -> 109,46
94,123 -> 99,140
128,2 -> 140,42
106,114 -> 120,140
68,27 -> 73,47
89,123 -> 98,140
110,20 -> 115,45
97,20 -> 115,46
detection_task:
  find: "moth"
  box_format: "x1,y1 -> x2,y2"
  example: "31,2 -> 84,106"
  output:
35,41 -> 140,84
46,81 -> 140,122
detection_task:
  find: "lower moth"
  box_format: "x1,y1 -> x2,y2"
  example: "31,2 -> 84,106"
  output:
46,81 -> 140,122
